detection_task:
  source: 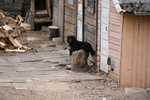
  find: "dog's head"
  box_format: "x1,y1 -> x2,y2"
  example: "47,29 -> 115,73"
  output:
67,35 -> 77,44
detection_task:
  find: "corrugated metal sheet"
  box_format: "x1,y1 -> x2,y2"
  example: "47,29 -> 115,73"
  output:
113,0 -> 150,4
113,0 -> 150,15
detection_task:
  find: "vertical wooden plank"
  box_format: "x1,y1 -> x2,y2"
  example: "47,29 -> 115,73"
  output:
58,0 -> 64,40
31,0 -> 35,15
120,13 -> 134,87
136,17 -> 144,87
146,16 -> 150,87
121,14 -> 150,88
46,0 -> 51,17
131,16 -> 139,87
139,16 -> 148,87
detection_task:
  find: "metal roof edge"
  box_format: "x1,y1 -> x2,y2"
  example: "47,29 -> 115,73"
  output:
113,0 -> 150,4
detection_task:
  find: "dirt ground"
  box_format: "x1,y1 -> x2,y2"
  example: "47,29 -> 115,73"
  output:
0,78 -> 126,100
16,31 -> 58,52
0,31 -> 149,100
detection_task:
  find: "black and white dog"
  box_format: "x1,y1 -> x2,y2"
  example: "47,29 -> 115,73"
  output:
67,35 -> 95,56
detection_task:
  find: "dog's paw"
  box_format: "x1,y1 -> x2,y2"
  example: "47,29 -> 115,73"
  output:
67,50 -> 71,55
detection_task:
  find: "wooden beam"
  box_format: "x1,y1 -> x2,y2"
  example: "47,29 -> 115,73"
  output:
8,36 -> 18,47
0,41 -> 6,48
58,0 -> 64,40
46,0 -> 51,17
16,15 -> 24,25
14,39 -> 23,48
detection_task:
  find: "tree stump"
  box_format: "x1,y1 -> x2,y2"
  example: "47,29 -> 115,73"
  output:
71,50 -> 89,72
47,26 -> 59,39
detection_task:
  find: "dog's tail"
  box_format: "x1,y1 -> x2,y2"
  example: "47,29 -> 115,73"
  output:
90,50 -> 95,56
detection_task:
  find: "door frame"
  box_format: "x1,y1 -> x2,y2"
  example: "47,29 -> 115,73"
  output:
100,0 -> 110,73
77,0 -> 84,41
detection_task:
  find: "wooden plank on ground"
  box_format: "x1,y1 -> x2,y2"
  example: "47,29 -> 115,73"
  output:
5,49 -> 25,53
23,46 -> 31,50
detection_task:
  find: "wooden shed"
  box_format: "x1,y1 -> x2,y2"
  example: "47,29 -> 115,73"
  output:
97,0 -> 150,88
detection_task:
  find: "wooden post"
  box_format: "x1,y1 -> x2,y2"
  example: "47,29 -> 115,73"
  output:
58,0 -> 64,40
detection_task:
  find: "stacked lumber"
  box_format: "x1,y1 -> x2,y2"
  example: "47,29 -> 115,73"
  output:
0,11 -> 31,53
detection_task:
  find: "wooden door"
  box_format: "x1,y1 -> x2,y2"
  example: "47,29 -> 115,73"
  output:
100,0 -> 110,73
120,13 -> 150,88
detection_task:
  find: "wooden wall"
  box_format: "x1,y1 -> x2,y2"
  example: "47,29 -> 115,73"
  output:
120,13 -> 150,88
84,0 -> 97,50
108,0 -> 123,81
64,0 -> 77,39
97,0 -> 123,80
22,0 -> 31,16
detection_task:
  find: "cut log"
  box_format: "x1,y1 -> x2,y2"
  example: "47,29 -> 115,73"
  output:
6,30 -> 19,38
5,49 -> 25,53
16,15 -> 24,25
8,23 -> 16,29
47,26 -> 59,39
20,22 -> 31,31
0,28 -> 6,37
14,39 -> 23,48
0,41 -> 6,48
0,11 -> 5,18
22,46 -> 31,50
7,36 -> 18,47
15,26 -> 26,33
3,25 -> 13,31
0,32 -> 5,37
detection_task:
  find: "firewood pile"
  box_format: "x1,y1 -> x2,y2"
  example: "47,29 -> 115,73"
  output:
0,11 -> 31,53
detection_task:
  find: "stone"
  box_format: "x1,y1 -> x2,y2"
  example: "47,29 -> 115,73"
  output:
146,88 -> 150,94
41,26 -> 48,32
52,37 -> 63,44
125,88 -> 149,100
71,50 -> 89,72
125,88 -> 147,95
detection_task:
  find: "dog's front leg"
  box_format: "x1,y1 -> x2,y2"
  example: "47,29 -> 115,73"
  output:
69,49 -> 74,55
68,49 -> 72,55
